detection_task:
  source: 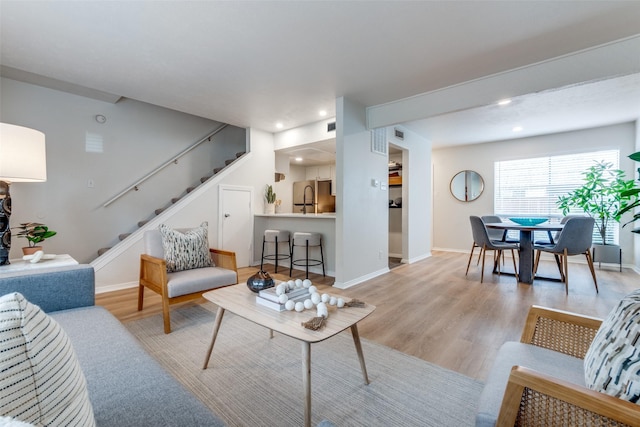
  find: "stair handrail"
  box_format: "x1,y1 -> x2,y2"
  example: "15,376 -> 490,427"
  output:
103,124 -> 228,207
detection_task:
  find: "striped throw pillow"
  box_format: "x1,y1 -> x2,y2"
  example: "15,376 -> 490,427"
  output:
0,293 -> 96,425
584,289 -> 640,404
159,222 -> 213,273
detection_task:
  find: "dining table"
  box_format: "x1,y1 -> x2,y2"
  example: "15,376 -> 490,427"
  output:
484,221 -> 564,284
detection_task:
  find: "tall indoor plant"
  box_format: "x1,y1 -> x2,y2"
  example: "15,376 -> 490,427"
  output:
616,151 -> 640,233
556,160 -> 635,245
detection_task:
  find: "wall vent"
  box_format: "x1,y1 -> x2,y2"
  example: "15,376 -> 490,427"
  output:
371,128 -> 387,155
394,128 -> 404,140
327,122 -> 336,132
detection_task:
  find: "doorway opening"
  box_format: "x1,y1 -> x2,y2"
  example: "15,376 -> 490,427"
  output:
388,144 -> 405,269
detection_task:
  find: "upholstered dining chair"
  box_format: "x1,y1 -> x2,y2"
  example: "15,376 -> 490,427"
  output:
138,225 -> 238,333
532,216 -> 598,295
466,216 -> 519,283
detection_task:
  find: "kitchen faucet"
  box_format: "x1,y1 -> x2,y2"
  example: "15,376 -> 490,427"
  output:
302,184 -> 315,214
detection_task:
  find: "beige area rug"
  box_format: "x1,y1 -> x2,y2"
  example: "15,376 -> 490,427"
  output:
124,303 -> 483,427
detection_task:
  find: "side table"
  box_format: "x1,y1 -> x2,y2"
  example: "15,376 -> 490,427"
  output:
1,254 -> 78,273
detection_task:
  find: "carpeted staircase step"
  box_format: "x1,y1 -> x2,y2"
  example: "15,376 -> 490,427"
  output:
155,208 -> 165,215
236,151 -> 246,158
200,175 -> 211,183
138,220 -> 149,227
225,158 -> 235,166
171,197 -> 180,204
119,233 -> 131,241
97,248 -> 110,256
213,167 -> 224,174
186,186 -> 195,193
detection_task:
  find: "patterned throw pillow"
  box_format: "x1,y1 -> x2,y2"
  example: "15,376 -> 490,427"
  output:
0,293 -> 96,425
584,289 -> 640,404
159,222 -> 213,273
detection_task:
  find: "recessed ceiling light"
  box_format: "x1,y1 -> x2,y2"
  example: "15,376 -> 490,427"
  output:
295,157 -> 303,162
319,110 -> 327,117
276,122 -> 284,129
498,99 -> 512,106
512,126 -> 523,132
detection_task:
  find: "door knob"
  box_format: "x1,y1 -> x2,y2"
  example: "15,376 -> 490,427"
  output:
224,213 -> 230,218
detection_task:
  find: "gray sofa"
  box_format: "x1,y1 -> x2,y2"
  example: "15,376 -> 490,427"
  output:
0,264 -> 225,427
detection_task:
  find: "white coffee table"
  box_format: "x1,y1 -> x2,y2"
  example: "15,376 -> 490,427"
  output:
202,284 -> 375,427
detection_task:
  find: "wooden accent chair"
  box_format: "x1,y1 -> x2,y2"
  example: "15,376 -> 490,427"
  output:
138,229 -> 238,333
476,305 -> 640,426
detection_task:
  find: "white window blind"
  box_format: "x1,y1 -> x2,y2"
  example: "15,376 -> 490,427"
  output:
494,149 -> 620,244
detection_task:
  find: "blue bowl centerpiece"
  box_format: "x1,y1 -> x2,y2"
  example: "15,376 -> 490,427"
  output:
509,217 -> 548,226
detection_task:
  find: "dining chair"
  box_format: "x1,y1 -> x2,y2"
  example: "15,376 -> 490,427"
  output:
466,216 -> 519,283
533,214 -> 585,246
532,216 -> 598,294
480,215 -> 512,266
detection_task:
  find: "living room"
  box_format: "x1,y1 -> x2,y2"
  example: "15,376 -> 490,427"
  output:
2,2 -> 640,426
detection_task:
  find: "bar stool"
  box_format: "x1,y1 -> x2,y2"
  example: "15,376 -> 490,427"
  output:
260,230 -> 291,273
290,232 -> 325,279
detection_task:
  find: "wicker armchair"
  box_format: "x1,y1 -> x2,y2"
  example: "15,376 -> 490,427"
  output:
489,306 -> 640,426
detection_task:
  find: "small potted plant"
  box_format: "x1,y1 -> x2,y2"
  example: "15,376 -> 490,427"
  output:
264,185 -> 276,214
14,222 -> 57,255
557,160 -> 635,265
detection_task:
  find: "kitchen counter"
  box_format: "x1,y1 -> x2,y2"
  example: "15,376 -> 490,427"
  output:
254,213 -> 336,277
255,213 -> 336,219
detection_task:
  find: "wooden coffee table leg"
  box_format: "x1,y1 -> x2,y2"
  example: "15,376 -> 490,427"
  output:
302,341 -> 311,427
351,324 -> 370,385
203,307 -> 225,369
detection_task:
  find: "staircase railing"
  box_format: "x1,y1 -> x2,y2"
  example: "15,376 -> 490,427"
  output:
103,124 -> 228,207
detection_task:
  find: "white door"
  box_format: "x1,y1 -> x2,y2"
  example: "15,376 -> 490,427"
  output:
219,185 -> 253,268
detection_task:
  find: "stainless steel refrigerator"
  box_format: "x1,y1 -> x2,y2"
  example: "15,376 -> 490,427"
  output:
293,180 -> 335,213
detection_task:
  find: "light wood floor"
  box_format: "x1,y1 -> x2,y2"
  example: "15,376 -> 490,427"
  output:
96,251 -> 638,381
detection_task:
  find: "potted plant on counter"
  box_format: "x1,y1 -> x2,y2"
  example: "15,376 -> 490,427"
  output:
14,222 -> 57,255
264,185 -> 276,214
557,160 -> 635,266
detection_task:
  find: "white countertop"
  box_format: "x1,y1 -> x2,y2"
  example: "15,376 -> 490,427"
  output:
255,213 -> 336,219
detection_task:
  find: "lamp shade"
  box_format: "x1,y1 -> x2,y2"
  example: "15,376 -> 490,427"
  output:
0,123 -> 47,182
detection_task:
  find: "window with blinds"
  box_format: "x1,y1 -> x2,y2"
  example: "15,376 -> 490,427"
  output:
494,149 -> 620,244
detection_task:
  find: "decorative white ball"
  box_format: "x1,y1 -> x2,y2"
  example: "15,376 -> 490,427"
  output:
308,285 -> 318,294
317,306 -> 328,318
285,300 -> 295,311
310,293 -> 321,305
287,280 -> 295,290
337,298 -> 345,308
278,294 -> 289,304
275,284 -> 286,296
321,293 -> 330,303
295,302 -> 305,312
329,296 -> 337,306
295,279 -> 303,288
302,279 -> 312,288
316,302 -> 327,310
303,299 -> 314,309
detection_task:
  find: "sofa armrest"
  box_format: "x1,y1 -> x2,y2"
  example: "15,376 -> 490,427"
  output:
0,264 -> 95,312
497,366 -> 639,427
520,305 -> 602,359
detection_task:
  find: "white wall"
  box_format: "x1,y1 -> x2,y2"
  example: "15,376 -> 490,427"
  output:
1,78 -> 245,263
389,126 -> 432,264
432,122 -> 637,264
334,97 -> 390,288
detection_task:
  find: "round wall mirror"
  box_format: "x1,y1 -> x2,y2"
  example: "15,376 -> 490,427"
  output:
450,170 -> 484,202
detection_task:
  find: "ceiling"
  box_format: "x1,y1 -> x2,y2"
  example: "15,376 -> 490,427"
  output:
1,1 -> 640,147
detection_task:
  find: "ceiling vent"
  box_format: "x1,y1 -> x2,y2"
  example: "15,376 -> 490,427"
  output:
394,128 -> 404,140
371,128 -> 387,155
327,121 -> 336,132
